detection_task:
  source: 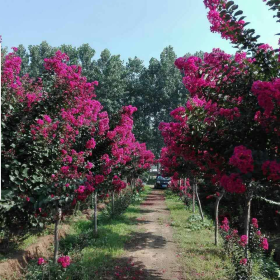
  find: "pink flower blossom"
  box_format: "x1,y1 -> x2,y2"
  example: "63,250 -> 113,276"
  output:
37,119 -> 44,125
220,173 -> 246,193
239,235 -> 248,247
260,238 -> 269,250
229,146 -> 254,174
85,138 -> 96,149
252,218 -> 258,229
43,115 -> 52,123
220,217 -> 230,232
240,258 -> 247,265
38,258 -> 45,265
57,255 -> 71,268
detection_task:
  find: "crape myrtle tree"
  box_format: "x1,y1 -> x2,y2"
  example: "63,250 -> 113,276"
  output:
88,105 -> 154,224
160,0 -> 279,249
1,48 -> 154,261
159,117 -> 206,220
1,49 -> 103,261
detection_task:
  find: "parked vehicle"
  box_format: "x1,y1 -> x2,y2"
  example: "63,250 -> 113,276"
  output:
154,175 -> 170,189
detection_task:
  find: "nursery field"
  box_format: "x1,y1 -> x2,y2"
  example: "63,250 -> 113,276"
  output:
1,0 -> 280,279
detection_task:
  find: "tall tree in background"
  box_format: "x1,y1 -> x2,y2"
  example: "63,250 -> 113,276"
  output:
28,41 -> 57,77
133,46 -> 189,157
92,49 -> 128,115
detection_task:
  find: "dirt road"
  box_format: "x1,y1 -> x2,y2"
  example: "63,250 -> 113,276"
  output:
123,188 -> 184,280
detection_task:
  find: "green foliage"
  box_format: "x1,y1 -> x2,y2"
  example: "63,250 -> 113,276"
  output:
184,214 -> 213,231
102,187 -> 146,219
252,251 -> 280,280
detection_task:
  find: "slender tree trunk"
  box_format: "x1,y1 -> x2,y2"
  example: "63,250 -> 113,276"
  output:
195,183 -> 204,221
111,191 -> 115,217
130,177 -> 134,192
179,178 -> 182,197
133,177 -> 136,192
192,183 -> 196,213
94,191 -> 98,236
91,192 -> 94,209
244,196 -> 253,237
244,195 -> 253,259
53,205 -> 62,262
215,190 -> 225,246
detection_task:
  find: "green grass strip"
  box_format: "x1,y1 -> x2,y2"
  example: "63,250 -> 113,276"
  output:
164,190 -> 233,280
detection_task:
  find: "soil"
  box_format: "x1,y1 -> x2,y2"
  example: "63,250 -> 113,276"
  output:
0,225 -> 70,280
121,188 -> 184,280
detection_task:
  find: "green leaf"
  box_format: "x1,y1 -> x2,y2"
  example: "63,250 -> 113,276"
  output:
22,168 -> 29,178
226,1 -> 234,9
220,10 -> 227,17
234,10 -> 243,16
9,175 -> 16,182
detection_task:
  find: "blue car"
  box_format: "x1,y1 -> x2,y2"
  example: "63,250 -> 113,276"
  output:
154,175 -> 170,189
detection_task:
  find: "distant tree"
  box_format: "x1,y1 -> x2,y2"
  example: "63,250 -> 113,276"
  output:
184,50 -> 204,59
133,46 -> 189,157
28,41 -> 57,77
16,45 -> 29,75
93,49 -> 128,115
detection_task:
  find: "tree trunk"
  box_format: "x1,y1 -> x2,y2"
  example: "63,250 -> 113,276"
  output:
111,191 -> 115,217
244,195 -> 253,259
192,183 -> 196,213
244,196 -> 253,238
91,192 -> 94,209
195,183 -> 204,221
133,177 -> 136,192
94,191 -> 98,236
215,190 -> 225,246
53,205 -> 62,262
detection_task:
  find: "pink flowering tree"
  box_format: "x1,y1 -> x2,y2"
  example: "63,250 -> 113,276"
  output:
102,106 -> 154,216
78,105 -> 154,229
159,0 -> 280,248
1,49 -> 111,261
1,48 -> 155,261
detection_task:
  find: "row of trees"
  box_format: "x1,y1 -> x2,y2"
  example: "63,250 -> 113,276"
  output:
1,48 -> 154,261
159,0 -> 279,278
1,42 -> 200,157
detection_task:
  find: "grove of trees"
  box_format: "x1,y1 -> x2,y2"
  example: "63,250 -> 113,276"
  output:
1,42 -> 198,157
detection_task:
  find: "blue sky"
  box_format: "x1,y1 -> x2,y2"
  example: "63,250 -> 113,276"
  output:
1,0 -> 279,65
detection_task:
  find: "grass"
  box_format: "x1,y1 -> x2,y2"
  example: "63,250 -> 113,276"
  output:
165,190 -> 233,280
24,186 -> 152,280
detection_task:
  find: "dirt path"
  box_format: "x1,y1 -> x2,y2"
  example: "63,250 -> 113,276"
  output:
123,188 -> 184,280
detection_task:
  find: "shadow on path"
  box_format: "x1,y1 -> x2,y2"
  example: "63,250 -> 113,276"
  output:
125,231 -> 167,252
102,256 -> 164,280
